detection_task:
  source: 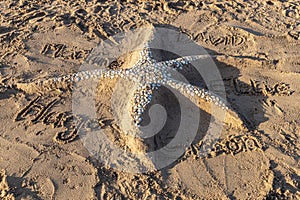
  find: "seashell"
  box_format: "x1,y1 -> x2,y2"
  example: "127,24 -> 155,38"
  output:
75,77 -> 80,82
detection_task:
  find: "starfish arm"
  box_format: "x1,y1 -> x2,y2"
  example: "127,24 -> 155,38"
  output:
130,84 -> 158,126
165,79 -> 228,110
157,54 -> 214,70
14,69 -> 124,94
136,43 -> 157,65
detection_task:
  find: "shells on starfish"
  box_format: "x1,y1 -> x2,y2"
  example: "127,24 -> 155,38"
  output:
14,24 -> 245,132
131,85 -> 155,126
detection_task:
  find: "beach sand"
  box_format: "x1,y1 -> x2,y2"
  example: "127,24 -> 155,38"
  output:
0,0 -> 299,199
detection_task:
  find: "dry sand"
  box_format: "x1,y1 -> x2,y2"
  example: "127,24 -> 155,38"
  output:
0,0 -> 299,199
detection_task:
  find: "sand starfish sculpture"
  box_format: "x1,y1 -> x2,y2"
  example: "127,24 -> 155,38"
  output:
16,42 -> 228,127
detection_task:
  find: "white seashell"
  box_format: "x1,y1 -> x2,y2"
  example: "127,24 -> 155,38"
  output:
75,77 -> 80,82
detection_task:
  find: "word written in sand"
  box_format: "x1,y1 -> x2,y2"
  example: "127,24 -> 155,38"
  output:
194,32 -> 246,47
41,43 -> 92,60
15,96 -> 105,143
232,79 -> 294,96
183,132 -> 265,160
208,77 -> 294,96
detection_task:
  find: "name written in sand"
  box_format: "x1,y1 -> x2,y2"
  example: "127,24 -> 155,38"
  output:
41,43 -> 92,60
209,77 -> 294,96
15,96 -> 104,144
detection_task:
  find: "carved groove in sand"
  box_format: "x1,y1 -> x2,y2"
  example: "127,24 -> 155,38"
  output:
193,25 -> 254,52
41,43 -> 92,60
14,95 -> 106,144
232,78 -> 294,96
189,132 -> 264,159
0,170 -> 14,200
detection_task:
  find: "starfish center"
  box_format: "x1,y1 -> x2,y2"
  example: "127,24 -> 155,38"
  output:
127,63 -> 169,86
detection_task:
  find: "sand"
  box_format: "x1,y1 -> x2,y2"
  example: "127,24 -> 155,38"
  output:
0,0 -> 299,199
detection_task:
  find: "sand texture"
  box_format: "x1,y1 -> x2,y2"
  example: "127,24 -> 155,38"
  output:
0,0 -> 300,199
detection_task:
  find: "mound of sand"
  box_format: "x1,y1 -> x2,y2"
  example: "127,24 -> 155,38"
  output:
0,170 -> 14,200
